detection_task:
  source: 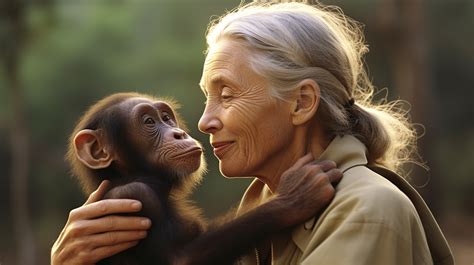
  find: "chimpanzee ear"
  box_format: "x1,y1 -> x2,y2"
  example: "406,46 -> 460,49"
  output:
74,129 -> 113,169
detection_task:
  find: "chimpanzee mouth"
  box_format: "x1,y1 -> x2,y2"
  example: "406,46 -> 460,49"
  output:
173,147 -> 203,158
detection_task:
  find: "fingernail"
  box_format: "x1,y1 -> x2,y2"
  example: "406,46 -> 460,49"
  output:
139,231 -> 147,237
141,219 -> 151,227
131,201 -> 142,210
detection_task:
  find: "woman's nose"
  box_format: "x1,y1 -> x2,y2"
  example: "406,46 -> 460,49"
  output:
198,107 -> 222,134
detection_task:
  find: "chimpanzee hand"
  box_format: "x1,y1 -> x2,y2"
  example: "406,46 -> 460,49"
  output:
273,154 -> 342,227
51,181 -> 151,265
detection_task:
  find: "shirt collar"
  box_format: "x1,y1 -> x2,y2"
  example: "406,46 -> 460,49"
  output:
291,135 -> 368,251
318,135 -> 368,172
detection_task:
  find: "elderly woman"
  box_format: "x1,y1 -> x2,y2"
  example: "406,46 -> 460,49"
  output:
52,1 -> 453,265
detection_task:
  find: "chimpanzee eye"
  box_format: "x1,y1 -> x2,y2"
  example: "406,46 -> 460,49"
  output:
160,111 -> 177,126
144,117 -> 155,125
161,112 -> 171,122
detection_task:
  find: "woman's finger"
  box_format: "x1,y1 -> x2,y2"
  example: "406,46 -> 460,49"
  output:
90,241 -> 140,262
89,230 -> 148,247
73,216 -> 151,235
84,180 -> 111,205
71,199 -> 143,220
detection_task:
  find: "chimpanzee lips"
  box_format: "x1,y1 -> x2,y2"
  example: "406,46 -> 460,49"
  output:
173,146 -> 202,158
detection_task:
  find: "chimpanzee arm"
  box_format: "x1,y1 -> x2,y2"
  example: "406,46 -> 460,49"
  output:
174,200 -> 288,265
174,157 -> 342,265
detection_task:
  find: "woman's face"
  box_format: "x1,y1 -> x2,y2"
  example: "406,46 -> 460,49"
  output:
198,39 -> 296,179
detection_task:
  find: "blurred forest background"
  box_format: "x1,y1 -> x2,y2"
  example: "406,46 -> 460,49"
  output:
0,0 -> 472,264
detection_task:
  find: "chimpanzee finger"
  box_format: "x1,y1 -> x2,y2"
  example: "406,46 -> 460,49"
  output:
290,153 -> 314,169
326,168 -> 343,185
310,160 -> 337,172
84,180 -> 111,205
72,199 -> 143,220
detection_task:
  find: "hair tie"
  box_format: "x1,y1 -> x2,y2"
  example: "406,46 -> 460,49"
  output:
344,98 -> 355,109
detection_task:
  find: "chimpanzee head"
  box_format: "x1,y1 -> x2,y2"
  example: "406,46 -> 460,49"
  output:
66,92 -> 205,194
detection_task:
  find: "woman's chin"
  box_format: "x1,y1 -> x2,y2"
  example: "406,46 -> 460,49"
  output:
219,164 -> 243,178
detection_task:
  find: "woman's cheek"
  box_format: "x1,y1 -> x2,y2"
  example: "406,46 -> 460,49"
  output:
241,123 -> 259,157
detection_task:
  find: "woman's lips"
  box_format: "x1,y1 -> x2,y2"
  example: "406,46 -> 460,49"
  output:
211,141 -> 234,158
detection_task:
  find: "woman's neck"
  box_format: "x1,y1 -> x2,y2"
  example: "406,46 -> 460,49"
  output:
255,123 -> 330,193
307,124 -> 332,163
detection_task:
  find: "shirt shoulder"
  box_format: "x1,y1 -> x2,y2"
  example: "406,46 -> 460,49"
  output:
288,166 -> 433,265
291,165 -> 427,250
328,166 -> 420,225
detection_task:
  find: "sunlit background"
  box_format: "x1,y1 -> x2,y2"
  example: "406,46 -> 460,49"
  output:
1,0 -> 472,264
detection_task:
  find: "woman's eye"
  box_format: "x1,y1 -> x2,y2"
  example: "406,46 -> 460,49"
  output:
221,87 -> 233,100
221,93 -> 232,100
144,117 -> 155,125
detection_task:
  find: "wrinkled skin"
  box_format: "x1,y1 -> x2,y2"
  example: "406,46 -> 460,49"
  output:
199,39 -> 322,191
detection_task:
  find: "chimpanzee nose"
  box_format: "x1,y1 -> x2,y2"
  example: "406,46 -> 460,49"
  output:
172,128 -> 187,140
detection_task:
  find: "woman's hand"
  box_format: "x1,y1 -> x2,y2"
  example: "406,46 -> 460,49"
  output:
273,154 -> 343,227
51,180 -> 152,265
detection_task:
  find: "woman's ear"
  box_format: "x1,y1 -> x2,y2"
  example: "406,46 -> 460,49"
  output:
291,79 -> 320,126
74,129 -> 113,169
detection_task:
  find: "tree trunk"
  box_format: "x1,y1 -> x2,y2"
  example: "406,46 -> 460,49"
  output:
2,0 -> 36,264
375,0 -> 442,215
6,58 -> 36,265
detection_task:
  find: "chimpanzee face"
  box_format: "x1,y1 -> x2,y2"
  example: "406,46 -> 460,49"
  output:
117,97 -> 203,178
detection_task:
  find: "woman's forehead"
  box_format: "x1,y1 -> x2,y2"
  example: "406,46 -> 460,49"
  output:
201,41 -> 255,89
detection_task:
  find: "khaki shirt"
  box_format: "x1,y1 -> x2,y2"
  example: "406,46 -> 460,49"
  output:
236,135 -> 454,265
